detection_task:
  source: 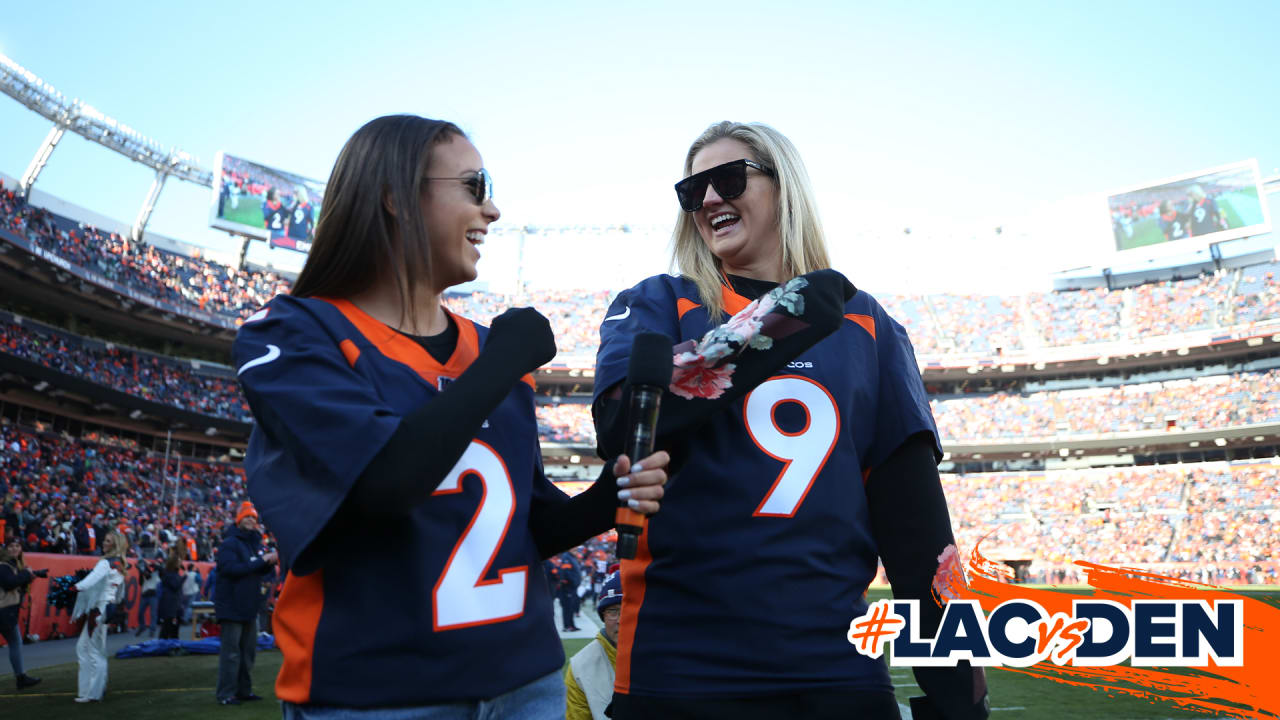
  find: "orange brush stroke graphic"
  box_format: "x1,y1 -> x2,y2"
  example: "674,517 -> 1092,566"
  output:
938,540 -> 1280,718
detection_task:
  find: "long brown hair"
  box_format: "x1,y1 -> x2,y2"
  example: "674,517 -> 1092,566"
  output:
290,115 -> 464,331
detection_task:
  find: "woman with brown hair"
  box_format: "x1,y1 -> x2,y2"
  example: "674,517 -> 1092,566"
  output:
157,548 -> 184,639
233,114 -> 669,718
1,538 -> 45,690
73,529 -> 129,702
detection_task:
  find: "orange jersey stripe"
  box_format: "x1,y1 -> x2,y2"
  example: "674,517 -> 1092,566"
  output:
273,569 -> 325,703
319,298 -> 535,390
613,529 -> 652,694
338,339 -> 360,368
676,297 -> 701,320
720,284 -> 753,316
845,313 -> 875,340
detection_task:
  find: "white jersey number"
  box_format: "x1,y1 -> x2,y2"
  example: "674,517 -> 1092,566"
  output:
743,375 -> 840,517
432,441 -> 527,630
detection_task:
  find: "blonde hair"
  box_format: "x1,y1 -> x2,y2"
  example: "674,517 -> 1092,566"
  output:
104,530 -> 129,559
671,121 -> 831,322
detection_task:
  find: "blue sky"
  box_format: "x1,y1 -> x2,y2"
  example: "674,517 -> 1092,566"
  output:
1,1 -> 1277,294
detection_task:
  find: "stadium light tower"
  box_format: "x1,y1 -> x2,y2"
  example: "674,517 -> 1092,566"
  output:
0,51 -> 213,239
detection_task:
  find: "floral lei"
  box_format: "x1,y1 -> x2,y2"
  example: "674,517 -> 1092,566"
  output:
669,276 -> 809,400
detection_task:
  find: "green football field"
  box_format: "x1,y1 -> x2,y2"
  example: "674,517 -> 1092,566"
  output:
4,588 -> 1275,719
217,192 -> 270,230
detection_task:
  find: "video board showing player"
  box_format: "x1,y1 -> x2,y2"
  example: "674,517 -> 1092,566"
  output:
1108,159 -> 1270,253
209,151 -> 326,253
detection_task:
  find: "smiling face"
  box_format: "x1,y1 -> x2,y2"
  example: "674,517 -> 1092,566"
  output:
421,135 -> 501,293
688,138 -> 781,281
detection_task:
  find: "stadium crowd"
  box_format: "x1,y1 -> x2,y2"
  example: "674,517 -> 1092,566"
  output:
942,462 -> 1280,585
2,181 -> 290,322
524,368 -> 1280,444
0,423 -> 249,563
0,318 -> 251,423
7,184 -> 1280,361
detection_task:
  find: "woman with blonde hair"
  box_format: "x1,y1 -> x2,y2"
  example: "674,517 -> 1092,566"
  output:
592,121 -> 988,719
73,529 -> 129,703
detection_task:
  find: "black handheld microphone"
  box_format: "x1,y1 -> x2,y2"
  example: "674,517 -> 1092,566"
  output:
616,332 -> 673,560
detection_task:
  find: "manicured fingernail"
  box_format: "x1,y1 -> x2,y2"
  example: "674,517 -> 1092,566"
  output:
616,475 -> 631,487
632,462 -> 644,472
617,489 -> 632,500
627,499 -> 641,509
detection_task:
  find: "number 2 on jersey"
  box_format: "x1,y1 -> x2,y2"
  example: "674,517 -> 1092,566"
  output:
744,375 -> 840,517
432,440 -> 527,630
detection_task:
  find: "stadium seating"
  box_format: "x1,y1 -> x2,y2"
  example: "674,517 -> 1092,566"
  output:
1,424 -> 248,561
7,180 -> 1280,358
942,461 -> 1279,585
0,317 -> 251,423
4,180 -> 1279,585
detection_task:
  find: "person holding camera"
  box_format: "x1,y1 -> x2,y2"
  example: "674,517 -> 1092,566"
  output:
1,537 -> 45,689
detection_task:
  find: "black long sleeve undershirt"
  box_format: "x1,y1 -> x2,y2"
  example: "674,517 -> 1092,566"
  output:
347,317 -> 526,514
345,317 -> 620,559
867,432 -> 990,720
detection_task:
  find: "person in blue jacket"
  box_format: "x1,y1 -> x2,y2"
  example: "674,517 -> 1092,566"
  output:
214,501 -> 277,705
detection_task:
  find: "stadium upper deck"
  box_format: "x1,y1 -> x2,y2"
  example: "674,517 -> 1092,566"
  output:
5,179 -> 1279,371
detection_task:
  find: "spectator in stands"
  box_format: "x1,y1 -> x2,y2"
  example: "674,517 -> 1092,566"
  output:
157,549 -> 184,639
553,551 -> 583,632
135,551 -> 161,637
182,562 -> 201,624
234,114 -> 668,718
565,572 -> 622,720
72,529 -> 128,703
214,501 -> 277,706
593,121 -> 986,720
1,538 -> 46,689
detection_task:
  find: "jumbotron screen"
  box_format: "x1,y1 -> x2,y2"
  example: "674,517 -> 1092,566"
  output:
209,151 -> 326,253
1107,159 -> 1270,253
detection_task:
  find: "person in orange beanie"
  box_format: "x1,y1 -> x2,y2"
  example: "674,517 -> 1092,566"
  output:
214,501 -> 277,705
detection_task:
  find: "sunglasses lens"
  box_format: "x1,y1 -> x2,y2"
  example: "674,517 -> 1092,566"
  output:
675,176 -> 708,212
476,169 -> 491,204
675,161 -> 753,212
710,162 -> 748,201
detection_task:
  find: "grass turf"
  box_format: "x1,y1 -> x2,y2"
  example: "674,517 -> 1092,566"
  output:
5,590 -> 1274,719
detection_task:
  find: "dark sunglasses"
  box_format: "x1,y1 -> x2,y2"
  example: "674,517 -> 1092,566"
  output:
425,167 -> 493,205
674,159 -> 774,212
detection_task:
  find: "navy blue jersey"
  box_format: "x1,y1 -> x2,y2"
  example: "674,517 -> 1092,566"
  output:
593,274 -> 941,698
262,200 -> 288,239
286,201 -> 314,240
234,294 -> 565,707
1159,210 -> 1188,241
1189,197 -> 1224,236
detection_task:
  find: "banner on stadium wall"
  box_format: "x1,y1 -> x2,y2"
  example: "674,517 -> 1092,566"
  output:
209,152 -> 326,253
0,553 -> 215,645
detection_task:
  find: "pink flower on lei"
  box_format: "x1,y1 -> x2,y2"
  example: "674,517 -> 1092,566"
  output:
670,363 -> 736,400
931,544 -> 968,603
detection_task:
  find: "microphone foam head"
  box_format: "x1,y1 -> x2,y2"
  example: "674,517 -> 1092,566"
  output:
627,332 -> 673,388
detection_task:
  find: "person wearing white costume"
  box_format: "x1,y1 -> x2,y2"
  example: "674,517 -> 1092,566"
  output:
72,530 -> 129,703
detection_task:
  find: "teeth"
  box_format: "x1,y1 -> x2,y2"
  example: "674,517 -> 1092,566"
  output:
466,231 -> 484,242
710,213 -> 739,228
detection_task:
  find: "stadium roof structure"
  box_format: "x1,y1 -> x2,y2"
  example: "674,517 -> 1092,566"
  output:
0,52 -> 212,242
